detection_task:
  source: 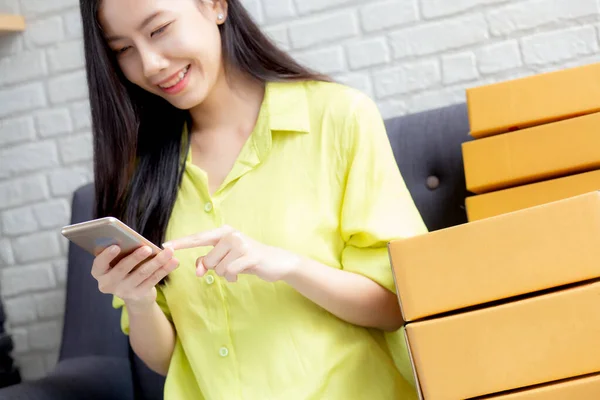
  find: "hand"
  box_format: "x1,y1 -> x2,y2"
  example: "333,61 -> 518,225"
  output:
91,245 -> 179,308
163,225 -> 301,283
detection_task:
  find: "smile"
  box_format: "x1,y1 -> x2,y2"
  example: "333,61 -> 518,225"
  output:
158,65 -> 191,94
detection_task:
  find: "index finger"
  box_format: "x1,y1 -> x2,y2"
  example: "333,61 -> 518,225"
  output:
92,245 -> 120,277
163,226 -> 233,250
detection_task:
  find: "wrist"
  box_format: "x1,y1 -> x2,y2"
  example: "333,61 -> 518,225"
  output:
281,254 -> 310,285
124,296 -> 157,315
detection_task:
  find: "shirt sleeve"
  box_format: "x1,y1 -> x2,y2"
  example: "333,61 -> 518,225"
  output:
339,93 -> 428,293
112,285 -> 172,335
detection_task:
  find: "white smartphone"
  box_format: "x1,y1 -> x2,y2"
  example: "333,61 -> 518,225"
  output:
61,217 -> 162,265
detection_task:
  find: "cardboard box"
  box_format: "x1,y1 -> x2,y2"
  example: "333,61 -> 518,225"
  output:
406,281 -> 600,400
389,191 -> 600,322
462,112 -> 600,194
484,373 -> 600,399
466,169 -> 600,221
467,62 -> 600,138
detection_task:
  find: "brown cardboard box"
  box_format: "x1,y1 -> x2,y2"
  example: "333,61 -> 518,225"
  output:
466,62 -> 600,138
462,112 -> 600,194
389,191 -> 600,322
406,282 -> 600,400
465,169 -> 600,221
484,374 -> 600,399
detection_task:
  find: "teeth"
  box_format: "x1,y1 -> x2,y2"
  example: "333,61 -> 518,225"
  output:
159,66 -> 189,89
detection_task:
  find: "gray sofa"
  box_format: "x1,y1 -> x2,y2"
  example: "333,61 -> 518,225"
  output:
0,102 -> 473,399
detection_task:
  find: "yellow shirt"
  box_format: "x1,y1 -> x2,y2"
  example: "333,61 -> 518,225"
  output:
114,80 -> 428,399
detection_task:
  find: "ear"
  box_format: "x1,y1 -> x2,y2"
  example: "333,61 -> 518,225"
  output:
213,0 -> 228,25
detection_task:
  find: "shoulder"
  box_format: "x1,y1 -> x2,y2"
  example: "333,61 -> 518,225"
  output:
302,80 -> 378,120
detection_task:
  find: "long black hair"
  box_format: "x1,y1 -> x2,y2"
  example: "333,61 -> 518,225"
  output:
79,0 -> 329,252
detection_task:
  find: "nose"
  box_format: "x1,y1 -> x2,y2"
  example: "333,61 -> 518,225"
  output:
139,46 -> 168,79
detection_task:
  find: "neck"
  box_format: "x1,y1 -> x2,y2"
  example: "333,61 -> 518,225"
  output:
188,68 -> 265,136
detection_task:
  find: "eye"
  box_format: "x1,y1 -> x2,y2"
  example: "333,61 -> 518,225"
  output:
151,23 -> 171,37
115,46 -> 132,56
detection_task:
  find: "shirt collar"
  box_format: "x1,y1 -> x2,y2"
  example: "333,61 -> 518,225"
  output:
266,81 -> 311,134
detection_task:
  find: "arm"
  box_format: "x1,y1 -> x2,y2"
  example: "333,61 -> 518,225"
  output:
125,299 -> 176,376
283,256 -> 404,331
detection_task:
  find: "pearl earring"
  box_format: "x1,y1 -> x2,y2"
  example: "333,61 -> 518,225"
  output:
217,14 -> 224,20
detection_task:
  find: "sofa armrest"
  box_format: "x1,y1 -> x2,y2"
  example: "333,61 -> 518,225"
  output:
0,356 -> 134,400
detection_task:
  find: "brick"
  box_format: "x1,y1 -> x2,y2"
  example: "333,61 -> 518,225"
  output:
0,238 -> 15,266
442,52 -> 478,84
34,290 -> 65,319
2,206 -> 38,236
263,0 -> 296,19
52,259 -> 67,285
373,60 -> 441,98
48,166 -> 92,196
25,16 -> 65,48
0,141 -> 59,176
0,263 -> 56,297
376,98 -> 408,120
263,25 -> 289,50
45,351 -> 59,372
28,321 -> 61,351
46,40 -> 85,74
521,26 -> 598,66
0,35 -> 22,58
346,37 -> 389,70
0,175 -> 49,210
422,0 -> 508,18
487,0 -> 599,36
289,11 -> 359,49
35,108 -> 73,138
33,200 -> 70,229
477,40 -> 522,74
16,354 -> 46,380
69,101 -> 91,130
0,0 -> 19,13
58,133 -> 93,164
240,0 -> 263,24
0,51 -> 46,86
335,73 -> 373,98
389,14 -> 489,59
48,71 -> 88,104
406,86 -> 467,113
0,83 -> 47,119
295,0 -> 354,14
0,116 -> 36,146
63,9 -> 83,38
360,0 -> 419,33
293,47 -> 346,75
10,327 -> 29,353
4,296 -> 37,325
20,0 -> 78,18
13,232 -> 62,263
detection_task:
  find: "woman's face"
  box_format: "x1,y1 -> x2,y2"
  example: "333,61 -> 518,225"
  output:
99,0 -> 226,110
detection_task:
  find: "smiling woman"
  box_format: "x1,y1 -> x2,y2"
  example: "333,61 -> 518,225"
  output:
78,0 -> 427,399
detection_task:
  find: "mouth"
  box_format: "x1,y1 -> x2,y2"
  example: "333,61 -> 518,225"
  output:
157,64 -> 191,95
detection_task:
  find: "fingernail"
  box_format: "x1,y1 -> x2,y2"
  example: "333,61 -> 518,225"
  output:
110,246 -> 119,255
162,242 -> 172,249
141,246 -> 152,256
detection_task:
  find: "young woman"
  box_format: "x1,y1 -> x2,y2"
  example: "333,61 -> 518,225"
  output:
80,0 -> 428,398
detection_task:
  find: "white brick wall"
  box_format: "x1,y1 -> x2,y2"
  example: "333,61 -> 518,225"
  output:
1,0 -> 599,381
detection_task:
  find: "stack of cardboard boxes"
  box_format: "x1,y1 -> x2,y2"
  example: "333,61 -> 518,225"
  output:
462,62 -> 600,222
389,63 -> 600,399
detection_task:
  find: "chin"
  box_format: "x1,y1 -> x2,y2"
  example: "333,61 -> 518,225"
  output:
168,91 -> 207,110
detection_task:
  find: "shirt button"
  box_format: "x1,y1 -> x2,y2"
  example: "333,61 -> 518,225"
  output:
205,275 -> 215,285
204,202 -> 213,213
219,347 -> 229,357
